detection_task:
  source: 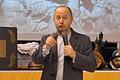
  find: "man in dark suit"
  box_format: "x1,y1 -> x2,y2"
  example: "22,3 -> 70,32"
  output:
32,5 -> 96,80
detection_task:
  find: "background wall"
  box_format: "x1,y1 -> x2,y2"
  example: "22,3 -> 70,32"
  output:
0,0 -> 120,41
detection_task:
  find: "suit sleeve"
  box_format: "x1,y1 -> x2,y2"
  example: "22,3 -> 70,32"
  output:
32,35 -> 49,64
73,37 -> 97,72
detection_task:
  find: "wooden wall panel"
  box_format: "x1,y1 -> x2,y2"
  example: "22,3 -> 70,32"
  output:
0,71 -> 120,80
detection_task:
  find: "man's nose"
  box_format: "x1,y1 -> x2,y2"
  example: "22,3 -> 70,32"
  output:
59,18 -> 64,24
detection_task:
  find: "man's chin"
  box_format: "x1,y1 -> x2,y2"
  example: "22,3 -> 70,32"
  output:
57,30 -> 64,34
57,29 -> 67,35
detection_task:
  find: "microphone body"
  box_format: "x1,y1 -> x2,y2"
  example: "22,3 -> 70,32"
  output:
62,35 -> 68,45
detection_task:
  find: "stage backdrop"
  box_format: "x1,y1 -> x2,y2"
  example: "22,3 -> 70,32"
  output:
0,0 -> 120,41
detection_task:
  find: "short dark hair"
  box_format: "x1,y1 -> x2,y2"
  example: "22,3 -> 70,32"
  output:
54,5 -> 73,17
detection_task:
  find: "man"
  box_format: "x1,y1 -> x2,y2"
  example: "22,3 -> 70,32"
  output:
32,5 -> 96,80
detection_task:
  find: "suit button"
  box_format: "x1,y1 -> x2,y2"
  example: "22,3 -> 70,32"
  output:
50,73 -> 54,76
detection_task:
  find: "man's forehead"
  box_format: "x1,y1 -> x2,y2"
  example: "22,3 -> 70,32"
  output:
55,12 -> 68,16
56,7 -> 69,12
54,6 -> 72,16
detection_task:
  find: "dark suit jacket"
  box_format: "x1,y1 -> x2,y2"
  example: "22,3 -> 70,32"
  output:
32,29 -> 97,80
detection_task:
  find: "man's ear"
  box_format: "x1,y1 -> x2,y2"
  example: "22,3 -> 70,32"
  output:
71,16 -> 73,24
70,15 -> 73,21
53,13 -> 56,21
53,16 -> 55,22
53,16 -> 55,21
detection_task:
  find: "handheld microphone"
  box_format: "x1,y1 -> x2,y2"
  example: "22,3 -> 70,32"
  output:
62,34 -> 68,45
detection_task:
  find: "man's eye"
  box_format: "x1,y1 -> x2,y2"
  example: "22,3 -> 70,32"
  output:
55,16 -> 67,20
62,16 -> 67,19
56,17 -> 60,20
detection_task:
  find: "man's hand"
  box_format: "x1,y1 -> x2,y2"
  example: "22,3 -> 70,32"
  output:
43,35 -> 57,49
64,44 -> 76,58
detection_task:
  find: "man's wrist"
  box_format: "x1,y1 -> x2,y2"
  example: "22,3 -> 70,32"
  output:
72,52 -> 76,63
42,45 -> 50,57
43,44 -> 49,49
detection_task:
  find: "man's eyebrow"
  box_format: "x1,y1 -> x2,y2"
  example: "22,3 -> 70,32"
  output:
56,14 -> 69,16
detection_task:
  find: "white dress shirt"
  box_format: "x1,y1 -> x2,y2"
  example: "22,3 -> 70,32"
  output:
56,35 -> 64,80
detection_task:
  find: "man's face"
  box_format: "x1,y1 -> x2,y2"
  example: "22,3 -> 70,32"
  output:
53,7 -> 73,34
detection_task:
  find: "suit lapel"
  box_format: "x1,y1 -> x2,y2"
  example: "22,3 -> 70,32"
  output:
51,44 -> 58,62
70,29 -> 79,50
50,29 -> 79,61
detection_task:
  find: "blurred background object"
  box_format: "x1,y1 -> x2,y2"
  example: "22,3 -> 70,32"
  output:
0,27 -> 17,70
94,32 -> 105,69
109,42 -> 120,70
28,61 -> 44,70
